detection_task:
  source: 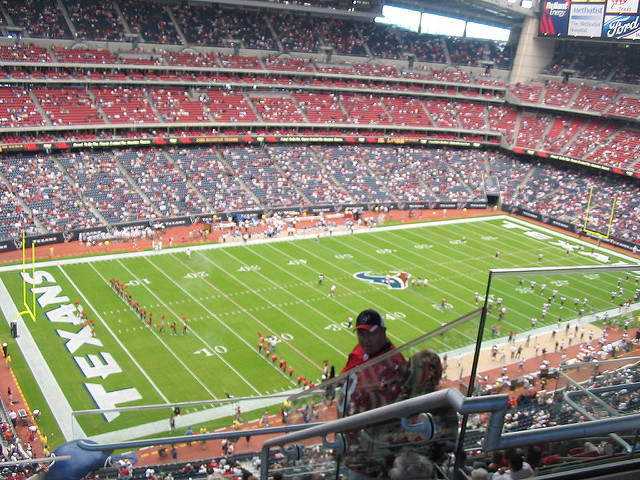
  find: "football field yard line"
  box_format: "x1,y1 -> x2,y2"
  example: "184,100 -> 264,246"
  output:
171,248 -> 335,371
112,258 -> 225,397
253,243 -> 356,331
133,257 -> 263,396
5,214 -> 640,443
209,247 -> 340,363
66,264 -> 171,404
286,231 -> 467,341
165,250 -> 330,376
284,238 -> 433,339
87,259 -> 223,399
383,226 -> 501,302
337,232 -> 480,343
284,238 -> 455,348
145,254 -> 296,392
387,226 -> 524,333
0,278 -> 84,441
344,231 -> 479,314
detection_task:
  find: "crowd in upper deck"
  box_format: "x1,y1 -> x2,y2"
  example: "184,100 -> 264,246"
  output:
0,0 -> 636,86
0,1 -> 636,251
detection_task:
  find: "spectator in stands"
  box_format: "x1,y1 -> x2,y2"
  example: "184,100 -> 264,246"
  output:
472,468 -> 491,480
492,450 -> 534,479
389,450 -> 434,479
487,450 -> 507,473
342,309 -> 401,373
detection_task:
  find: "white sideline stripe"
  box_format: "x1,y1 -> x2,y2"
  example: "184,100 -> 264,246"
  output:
0,279 -> 85,440
444,302 -> 640,360
88,393 -> 293,443
0,215 -> 635,275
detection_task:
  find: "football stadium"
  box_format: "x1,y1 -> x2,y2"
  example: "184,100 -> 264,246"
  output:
0,0 -> 639,479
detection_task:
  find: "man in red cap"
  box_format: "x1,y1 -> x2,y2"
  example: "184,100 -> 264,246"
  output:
342,308 -> 396,373
338,309 -> 407,419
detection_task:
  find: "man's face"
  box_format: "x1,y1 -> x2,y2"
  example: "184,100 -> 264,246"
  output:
357,327 -> 387,357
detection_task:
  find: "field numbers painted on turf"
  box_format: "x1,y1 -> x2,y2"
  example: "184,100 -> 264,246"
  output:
238,265 -> 261,272
376,248 -> 396,254
481,236 -> 498,241
551,280 -> 569,286
335,253 -> 353,259
194,348 -> 213,357
287,259 -> 307,265
384,312 -> 406,321
126,278 -> 151,286
324,324 -> 342,332
194,346 -> 227,357
184,271 -> 208,279
414,244 -> 433,249
432,302 -> 453,310
265,333 -> 294,343
583,274 -> 600,280
524,231 -> 552,241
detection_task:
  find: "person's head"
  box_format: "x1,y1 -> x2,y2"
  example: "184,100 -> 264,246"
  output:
490,450 -> 504,466
402,349 -> 443,397
355,309 -> 388,357
507,451 -> 524,472
389,451 -> 434,479
471,467 -> 490,480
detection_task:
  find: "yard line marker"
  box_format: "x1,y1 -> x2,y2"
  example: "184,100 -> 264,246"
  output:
66,264 -> 171,403
140,256 -> 266,394
171,251 -> 328,369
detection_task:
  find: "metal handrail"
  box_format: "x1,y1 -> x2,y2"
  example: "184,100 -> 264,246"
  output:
77,423 -> 319,452
261,388 -> 508,479
260,387 -> 640,480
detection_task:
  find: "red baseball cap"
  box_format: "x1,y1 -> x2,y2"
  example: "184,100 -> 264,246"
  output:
355,309 -> 385,332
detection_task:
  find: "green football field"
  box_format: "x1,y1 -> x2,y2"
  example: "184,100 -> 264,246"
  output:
0,215 -> 637,447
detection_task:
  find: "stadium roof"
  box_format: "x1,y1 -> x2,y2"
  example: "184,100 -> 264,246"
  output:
387,0 -> 535,29
185,0 -> 535,28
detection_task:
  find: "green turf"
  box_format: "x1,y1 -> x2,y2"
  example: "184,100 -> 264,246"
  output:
0,215 -> 637,447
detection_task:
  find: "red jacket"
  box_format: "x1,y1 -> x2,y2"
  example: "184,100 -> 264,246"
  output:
341,341 -> 396,373
340,342 -> 406,416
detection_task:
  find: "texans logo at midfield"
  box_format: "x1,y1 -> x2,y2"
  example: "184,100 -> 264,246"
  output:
354,271 -> 410,289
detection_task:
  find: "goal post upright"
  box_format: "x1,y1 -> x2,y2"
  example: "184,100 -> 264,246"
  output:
582,186 -> 595,233
605,195 -> 617,238
583,187 -> 617,240
17,230 -> 37,322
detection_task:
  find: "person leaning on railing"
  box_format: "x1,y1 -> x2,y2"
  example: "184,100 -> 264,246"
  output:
339,309 -> 407,417
336,309 -> 457,478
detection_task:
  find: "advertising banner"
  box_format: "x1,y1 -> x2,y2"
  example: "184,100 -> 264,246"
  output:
540,0 -> 572,35
606,0 -> 640,14
569,2 -> 606,36
603,14 -> 640,38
